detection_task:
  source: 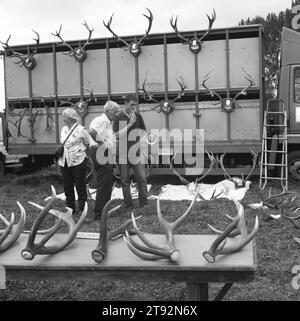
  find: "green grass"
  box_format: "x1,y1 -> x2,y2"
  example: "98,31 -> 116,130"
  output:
0,169 -> 300,301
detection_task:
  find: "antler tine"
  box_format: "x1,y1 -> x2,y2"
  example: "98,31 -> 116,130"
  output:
31,30 -> 40,55
21,185 -> 66,260
124,212 -> 181,262
233,67 -> 255,102
198,8 -> 216,42
0,34 -> 25,64
203,200 -> 258,263
195,151 -> 215,184
51,24 -> 74,55
217,153 -> 238,187
171,76 -> 186,103
170,152 -> 190,185
138,8 -> 154,45
0,213 -> 15,246
243,149 -> 258,183
0,202 -> 26,253
81,20 -> 94,49
202,72 -> 223,101
139,72 -> 159,103
170,15 -> 190,44
103,14 -> 130,47
157,184 -> 199,237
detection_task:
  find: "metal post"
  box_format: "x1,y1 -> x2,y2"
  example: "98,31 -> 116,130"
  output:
163,34 -> 169,130
225,29 -> 231,142
106,39 -> 111,100
52,43 -> 59,145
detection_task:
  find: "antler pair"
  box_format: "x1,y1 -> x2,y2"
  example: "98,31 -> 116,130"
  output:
104,8 -> 153,57
92,199 -> 140,263
1,31 -> 40,70
203,199 -> 259,263
202,67 -> 255,112
124,185 -> 200,263
170,9 -> 216,54
139,72 -> 186,114
0,202 -> 26,253
52,21 -> 94,62
170,151 -> 219,200
217,149 -> 258,189
21,185 -> 87,260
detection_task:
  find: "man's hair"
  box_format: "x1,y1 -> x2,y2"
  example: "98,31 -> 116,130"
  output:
104,100 -> 119,113
124,94 -> 137,103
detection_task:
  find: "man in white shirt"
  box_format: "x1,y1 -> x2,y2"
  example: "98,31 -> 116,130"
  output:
89,100 -> 136,221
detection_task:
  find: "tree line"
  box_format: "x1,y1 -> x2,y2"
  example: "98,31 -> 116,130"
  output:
239,0 -> 299,99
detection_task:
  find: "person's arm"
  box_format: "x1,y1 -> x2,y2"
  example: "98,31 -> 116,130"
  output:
115,113 -> 136,139
81,127 -> 90,146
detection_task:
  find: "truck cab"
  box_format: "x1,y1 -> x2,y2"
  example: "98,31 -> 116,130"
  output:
279,27 -> 300,180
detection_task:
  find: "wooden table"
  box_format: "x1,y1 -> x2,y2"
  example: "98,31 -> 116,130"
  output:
0,233 -> 257,301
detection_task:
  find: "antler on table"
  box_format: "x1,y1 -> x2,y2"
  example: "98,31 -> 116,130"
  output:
0,202 -> 26,253
21,185 -> 87,260
203,199 -> 259,263
124,185 -> 200,263
92,199 -> 139,263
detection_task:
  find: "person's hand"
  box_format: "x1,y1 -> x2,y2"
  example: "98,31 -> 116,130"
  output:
129,113 -> 137,126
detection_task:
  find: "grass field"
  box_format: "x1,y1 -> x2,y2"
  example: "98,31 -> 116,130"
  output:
0,168 -> 300,301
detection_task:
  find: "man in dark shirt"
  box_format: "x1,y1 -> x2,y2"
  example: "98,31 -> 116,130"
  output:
113,94 -> 148,209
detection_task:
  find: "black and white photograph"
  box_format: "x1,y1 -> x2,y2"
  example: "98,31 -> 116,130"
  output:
0,0 -> 299,307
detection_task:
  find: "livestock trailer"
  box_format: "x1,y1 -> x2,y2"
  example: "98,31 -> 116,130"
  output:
0,22 -> 264,176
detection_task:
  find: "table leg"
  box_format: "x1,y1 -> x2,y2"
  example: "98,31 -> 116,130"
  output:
186,282 -> 208,301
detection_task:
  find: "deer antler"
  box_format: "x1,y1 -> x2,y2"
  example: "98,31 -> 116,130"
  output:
233,67 -> 255,108
170,76 -> 186,103
0,202 -> 26,253
201,71 -> 223,103
92,199 -> 140,263
139,71 -> 160,103
170,16 -> 190,44
198,9 -> 216,42
51,24 -> 75,56
103,14 -> 130,47
21,185 -> 87,260
81,20 -> 94,49
218,149 -> 258,188
124,185 -> 200,263
31,30 -> 40,55
203,199 -> 259,263
0,35 -> 29,66
137,8 -> 154,45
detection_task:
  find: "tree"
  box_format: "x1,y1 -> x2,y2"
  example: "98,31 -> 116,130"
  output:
239,1 -> 298,99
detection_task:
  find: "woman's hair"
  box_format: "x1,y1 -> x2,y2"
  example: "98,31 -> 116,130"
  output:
62,108 -> 79,121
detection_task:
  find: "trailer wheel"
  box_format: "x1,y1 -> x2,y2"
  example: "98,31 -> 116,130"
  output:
288,151 -> 300,181
0,159 -> 4,178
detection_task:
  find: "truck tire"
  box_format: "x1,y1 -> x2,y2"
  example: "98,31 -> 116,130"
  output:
0,159 -> 4,178
288,151 -> 300,181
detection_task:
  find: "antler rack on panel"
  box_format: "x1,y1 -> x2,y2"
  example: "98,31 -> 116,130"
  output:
51,21 -> 94,62
103,8 -> 153,57
170,9 -> 216,54
0,31 -> 40,70
202,67 -> 255,112
139,72 -> 186,114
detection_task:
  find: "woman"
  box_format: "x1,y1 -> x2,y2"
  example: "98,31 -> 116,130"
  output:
57,108 -> 90,214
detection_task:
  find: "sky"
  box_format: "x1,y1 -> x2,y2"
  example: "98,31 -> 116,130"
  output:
0,0 -> 294,111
